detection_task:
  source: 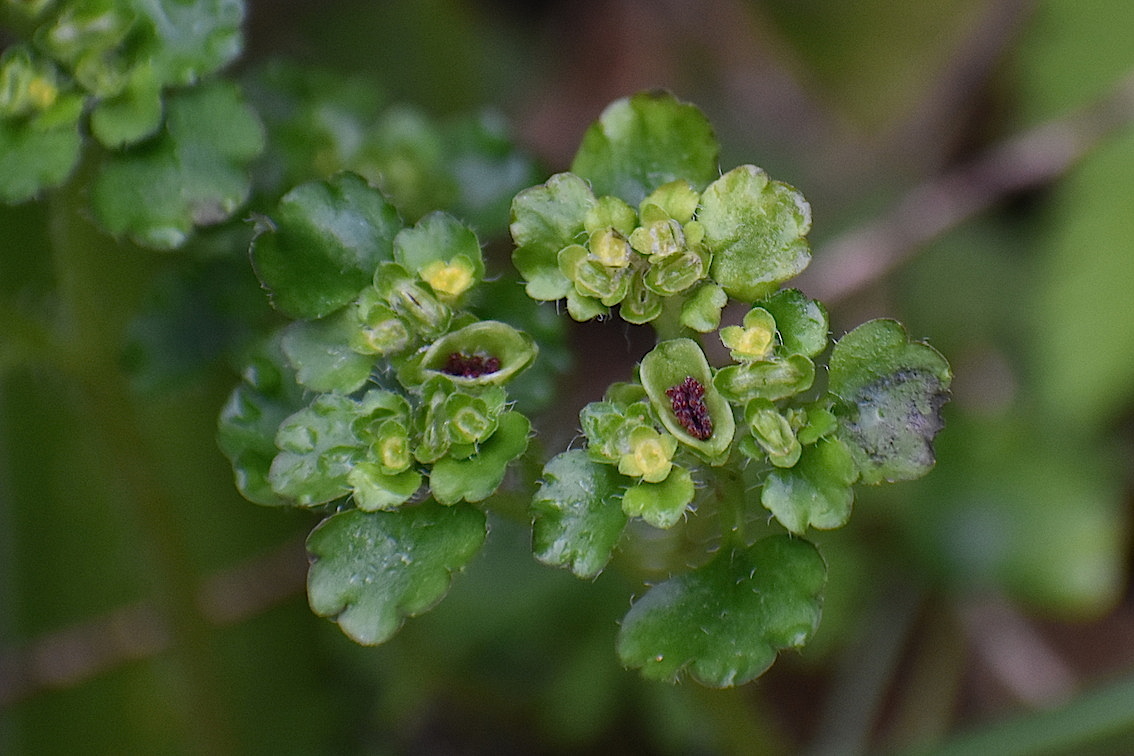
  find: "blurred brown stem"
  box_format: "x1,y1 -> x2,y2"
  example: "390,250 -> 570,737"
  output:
798,71 -> 1134,306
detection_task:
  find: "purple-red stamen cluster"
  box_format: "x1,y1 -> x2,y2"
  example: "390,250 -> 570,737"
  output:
666,376 -> 713,440
443,351 -> 501,378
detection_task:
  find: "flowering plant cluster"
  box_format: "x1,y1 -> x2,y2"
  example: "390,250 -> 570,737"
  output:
213,90 -> 949,683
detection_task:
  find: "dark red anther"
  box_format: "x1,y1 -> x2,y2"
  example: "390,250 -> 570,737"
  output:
666,376 -> 713,440
443,352 -> 501,378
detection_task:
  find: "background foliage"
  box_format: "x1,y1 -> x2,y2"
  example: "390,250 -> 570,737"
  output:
3,0 -> 1134,753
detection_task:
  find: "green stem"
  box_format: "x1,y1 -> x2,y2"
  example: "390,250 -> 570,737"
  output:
0,302 -> 54,373
651,292 -> 694,343
48,175 -> 238,755
712,464 -> 750,548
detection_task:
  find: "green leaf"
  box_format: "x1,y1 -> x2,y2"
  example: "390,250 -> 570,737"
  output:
280,310 -> 376,393
306,503 -> 487,645
760,288 -> 829,358
680,282 -> 728,332
714,354 -> 816,402
138,0 -> 244,87
0,116 -> 82,203
531,450 -> 629,579
269,393 -> 367,506
91,80 -> 264,249
639,338 -> 735,461
828,319 -> 951,484
216,334 -> 308,506
0,47 -> 83,201
89,61 -> 163,148
570,91 -> 719,206
510,172 -> 595,301
621,465 -> 694,529
268,389 -> 409,507
428,411 -> 531,504
701,165 -> 812,301
347,464 -> 422,511
761,438 -> 857,534
251,172 -> 402,319
617,536 -> 826,686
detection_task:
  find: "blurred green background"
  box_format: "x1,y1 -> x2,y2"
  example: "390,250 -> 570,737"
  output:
3,0 -> 1134,753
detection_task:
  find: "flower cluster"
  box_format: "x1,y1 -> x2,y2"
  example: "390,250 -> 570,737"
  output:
510,165 -> 811,329
220,178 -> 537,513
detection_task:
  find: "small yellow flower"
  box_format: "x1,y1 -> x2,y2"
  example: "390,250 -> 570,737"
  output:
378,433 -> 411,474
720,307 -> 777,362
589,228 -> 632,268
421,258 -> 475,297
629,218 -> 685,258
618,426 -> 678,483
27,76 -> 57,110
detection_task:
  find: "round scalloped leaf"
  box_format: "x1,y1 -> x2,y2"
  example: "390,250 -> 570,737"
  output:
251,172 -> 402,319
639,339 -> 735,461
531,450 -> 629,579
306,503 -> 487,645
761,438 -> 857,534
759,288 -> 829,358
281,315 -> 374,394
0,116 -> 82,203
216,334 -> 308,506
348,464 -> 422,511
89,61 -> 163,148
428,411 -> 531,504
280,309 -> 376,393
701,165 -> 812,301
268,393 -> 368,506
510,172 -> 596,301
91,80 -> 264,249
617,536 -> 826,687
139,0 -> 244,88
570,91 -> 719,206
828,319 -> 951,484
